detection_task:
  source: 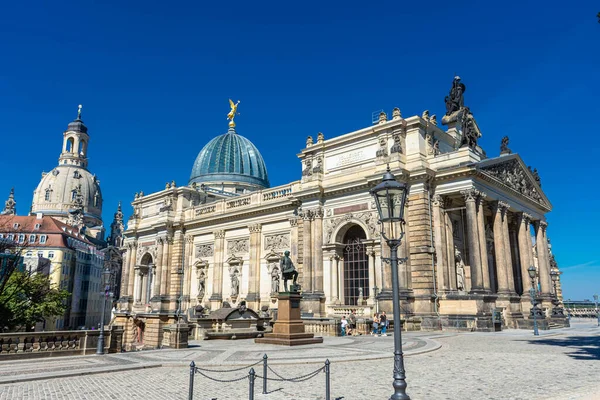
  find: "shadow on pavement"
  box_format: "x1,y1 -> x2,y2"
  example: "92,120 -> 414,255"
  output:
526,335 -> 600,360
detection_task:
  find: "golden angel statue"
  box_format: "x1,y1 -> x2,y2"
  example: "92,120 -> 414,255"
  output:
227,99 -> 240,127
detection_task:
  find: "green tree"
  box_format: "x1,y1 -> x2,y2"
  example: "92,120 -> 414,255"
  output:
0,271 -> 69,331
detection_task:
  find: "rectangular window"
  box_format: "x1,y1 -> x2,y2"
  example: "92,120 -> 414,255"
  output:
13,223 -> 19,229
38,251 -> 44,258
18,234 -> 25,244
8,234 -> 14,241
34,223 -> 41,230
0,234 -> 3,238
29,234 -> 36,243
26,251 -> 33,257
40,235 -> 47,244
48,252 -> 54,259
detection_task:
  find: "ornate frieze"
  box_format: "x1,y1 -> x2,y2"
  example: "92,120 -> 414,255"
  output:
227,238 -> 249,254
480,159 -> 545,204
264,233 -> 290,251
214,230 -> 225,239
195,244 -> 214,258
325,211 -> 380,243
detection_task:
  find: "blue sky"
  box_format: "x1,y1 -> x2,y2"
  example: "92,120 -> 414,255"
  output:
0,1 -> 598,300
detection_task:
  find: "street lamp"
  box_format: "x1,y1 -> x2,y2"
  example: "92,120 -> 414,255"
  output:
370,167 -> 410,400
593,294 -> 599,327
96,267 -> 111,355
550,269 -> 564,317
527,266 -> 539,336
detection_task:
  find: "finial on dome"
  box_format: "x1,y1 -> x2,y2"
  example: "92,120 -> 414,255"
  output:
77,104 -> 82,120
227,99 -> 240,128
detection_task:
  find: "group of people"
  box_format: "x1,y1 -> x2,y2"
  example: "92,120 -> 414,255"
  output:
340,310 -> 389,337
371,311 -> 388,336
340,310 -> 357,336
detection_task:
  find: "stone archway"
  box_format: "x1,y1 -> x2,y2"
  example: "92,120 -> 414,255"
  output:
136,253 -> 153,305
341,225 -> 369,305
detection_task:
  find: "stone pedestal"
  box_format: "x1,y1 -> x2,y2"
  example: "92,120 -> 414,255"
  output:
162,322 -> 189,349
255,293 -> 323,346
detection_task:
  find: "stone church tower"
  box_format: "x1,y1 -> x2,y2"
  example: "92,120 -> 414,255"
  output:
31,106 -> 105,239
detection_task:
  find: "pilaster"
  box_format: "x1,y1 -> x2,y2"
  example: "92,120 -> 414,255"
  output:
461,189 -> 484,293
246,223 -> 262,308
476,192 -> 491,292
210,230 -> 225,309
432,194 -> 449,292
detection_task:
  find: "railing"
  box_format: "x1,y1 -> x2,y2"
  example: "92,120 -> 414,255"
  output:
193,183 -> 297,217
0,326 -> 123,357
226,197 -> 252,209
188,354 -> 332,400
262,187 -> 293,202
195,205 -> 216,216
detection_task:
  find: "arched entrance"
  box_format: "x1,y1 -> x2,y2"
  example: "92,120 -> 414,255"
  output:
343,225 -> 368,305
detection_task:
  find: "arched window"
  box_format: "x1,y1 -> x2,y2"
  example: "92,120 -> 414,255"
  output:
78,140 -> 85,155
342,225 -> 369,305
66,137 -> 74,153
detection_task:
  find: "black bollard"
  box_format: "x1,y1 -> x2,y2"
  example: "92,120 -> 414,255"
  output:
262,354 -> 268,394
249,367 -> 255,400
325,359 -> 331,400
188,361 -> 195,400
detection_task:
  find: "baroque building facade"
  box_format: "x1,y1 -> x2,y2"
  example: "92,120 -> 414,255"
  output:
116,82 -> 565,348
0,107 -> 123,331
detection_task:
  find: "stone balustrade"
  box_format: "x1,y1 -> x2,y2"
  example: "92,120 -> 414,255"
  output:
0,326 -> 123,358
193,182 -> 298,217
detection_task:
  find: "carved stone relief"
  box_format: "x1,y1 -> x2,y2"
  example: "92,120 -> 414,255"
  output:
325,211 -> 380,243
195,244 -> 214,258
264,233 -> 290,251
227,238 -> 249,254
481,159 -> 545,204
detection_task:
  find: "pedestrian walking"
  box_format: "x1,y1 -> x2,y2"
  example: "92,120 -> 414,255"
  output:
348,310 -> 357,336
379,311 -> 388,336
372,313 -> 379,336
341,316 -> 348,337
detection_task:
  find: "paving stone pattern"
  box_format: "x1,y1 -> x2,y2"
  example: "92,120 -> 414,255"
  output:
0,322 -> 599,399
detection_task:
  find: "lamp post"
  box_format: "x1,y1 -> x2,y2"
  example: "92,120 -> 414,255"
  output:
593,294 -> 599,327
370,167 -> 410,400
96,267 -> 112,355
550,269 -> 564,317
527,266 -> 539,336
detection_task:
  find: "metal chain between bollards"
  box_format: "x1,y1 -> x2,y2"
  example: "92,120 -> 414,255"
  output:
194,369 -> 250,383
261,364 -> 325,382
194,358 -> 263,373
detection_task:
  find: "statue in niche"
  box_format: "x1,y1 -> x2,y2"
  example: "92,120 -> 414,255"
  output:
270,263 -> 280,293
229,266 -> 240,296
445,76 -> 466,116
197,271 -> 206,300
455,248 -> 466,292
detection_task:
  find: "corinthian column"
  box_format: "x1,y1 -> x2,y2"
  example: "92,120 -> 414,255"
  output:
535,221 -> 552,297
313,208 -> 324,294
160,236 -> 171,294
461,189 -> 483,292
127,242 -> 138,297
121,243 -> 132,297
330,253 -> 340,303
247,223 -> 262,304
210,230 -> 225,304
500,203 -> 516,294
517,213 -> 533,297
476,192 -> 491,292
432,194 -> 449,292
302,211 -> 313,292
493,202 -> 509,294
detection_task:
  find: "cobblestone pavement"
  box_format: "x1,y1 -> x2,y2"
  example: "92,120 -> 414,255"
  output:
0,322 -> 599,399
